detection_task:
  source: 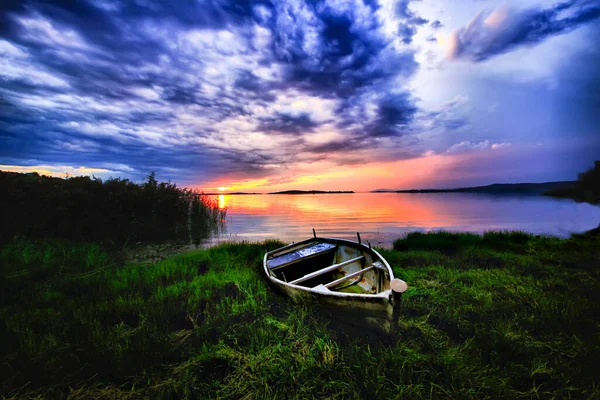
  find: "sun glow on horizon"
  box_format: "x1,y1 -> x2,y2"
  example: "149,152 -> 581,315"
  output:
200,153 -> 460,193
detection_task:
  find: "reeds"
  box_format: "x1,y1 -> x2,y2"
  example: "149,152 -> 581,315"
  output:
0,171 -> 225,246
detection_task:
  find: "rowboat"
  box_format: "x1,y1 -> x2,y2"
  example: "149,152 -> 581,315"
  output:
263,232 -> 408,334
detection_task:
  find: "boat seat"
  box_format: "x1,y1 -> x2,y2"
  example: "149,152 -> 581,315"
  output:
372,261 -> 386,270
324,265 -> 374,288
288,255 -> 365,285
267,242 -> 337,271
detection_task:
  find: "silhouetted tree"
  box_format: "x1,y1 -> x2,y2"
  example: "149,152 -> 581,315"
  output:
546,160 -> 600,204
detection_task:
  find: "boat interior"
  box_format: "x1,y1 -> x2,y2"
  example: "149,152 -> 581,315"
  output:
266,239 -> 391,294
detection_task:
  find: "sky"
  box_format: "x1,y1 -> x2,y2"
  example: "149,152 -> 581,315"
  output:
0,0 -> 599,192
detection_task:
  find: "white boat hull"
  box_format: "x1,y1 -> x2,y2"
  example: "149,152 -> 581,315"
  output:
263,236 -> 407,334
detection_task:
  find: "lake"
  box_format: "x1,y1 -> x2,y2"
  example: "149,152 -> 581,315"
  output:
209,193 -> 600,247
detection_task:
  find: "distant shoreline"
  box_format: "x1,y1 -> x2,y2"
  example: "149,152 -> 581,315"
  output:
269,190 -> 355,195
372,181 -> 576,195
202,190 -> 355,195
202,181 -> 582,197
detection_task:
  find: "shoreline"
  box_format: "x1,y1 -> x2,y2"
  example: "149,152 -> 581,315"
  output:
123,224 -> 600,264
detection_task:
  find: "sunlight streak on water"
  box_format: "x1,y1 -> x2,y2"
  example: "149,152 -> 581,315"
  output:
208,193 -> 600,247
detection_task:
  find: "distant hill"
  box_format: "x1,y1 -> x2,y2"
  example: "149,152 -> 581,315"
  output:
269,190 -> 354,195
372,181 -> 577,195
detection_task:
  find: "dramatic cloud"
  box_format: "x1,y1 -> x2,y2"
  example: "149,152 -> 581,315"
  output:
0,0 -> 431,184
394,0 -> 429,44
258,112 -> 321,135
0,0 -> 598,190
446,0 -> 600,61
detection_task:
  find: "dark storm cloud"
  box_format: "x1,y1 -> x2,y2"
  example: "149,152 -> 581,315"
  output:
271,3 -> 418,98
233,70 -> 278,102
394,0 -> 428,44
0,1 -> 164,70
430,20 -> 443,29
308,140 -> 357,154
448,0 -> 600,61
397,25 -> 417,44
161,87 -> 203,105
1,0 -> 273,48
334,91 -> 418,141
0,0 -> 429,183
235,70 -> 267,92
258,112 -> 320,135
394,0 -> 428,24
368,93 -> 418,137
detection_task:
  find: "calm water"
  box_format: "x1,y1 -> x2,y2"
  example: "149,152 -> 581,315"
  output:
209,193 -> 600,247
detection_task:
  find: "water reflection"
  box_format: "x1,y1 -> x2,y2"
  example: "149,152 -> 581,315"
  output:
209,193 -> 600,246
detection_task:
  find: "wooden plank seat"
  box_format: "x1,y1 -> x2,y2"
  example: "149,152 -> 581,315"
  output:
289,256 -> 365,285
269,241 -> 318,259
324,265 -> 375,288
318,262 -> 385,290
267,242 -> 337,271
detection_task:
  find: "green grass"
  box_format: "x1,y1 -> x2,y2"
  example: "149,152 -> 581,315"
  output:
1,232 -> 599,399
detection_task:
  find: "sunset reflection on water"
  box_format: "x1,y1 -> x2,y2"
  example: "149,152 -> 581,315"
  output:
207,193 -> 600,247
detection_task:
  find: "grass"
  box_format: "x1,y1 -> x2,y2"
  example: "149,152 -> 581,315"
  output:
1,231 -> 599,399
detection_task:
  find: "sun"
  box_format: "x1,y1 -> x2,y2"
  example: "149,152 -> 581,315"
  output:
218,187 -> 226,192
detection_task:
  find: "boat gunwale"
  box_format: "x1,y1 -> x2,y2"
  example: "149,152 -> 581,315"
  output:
263,236 -> 395,299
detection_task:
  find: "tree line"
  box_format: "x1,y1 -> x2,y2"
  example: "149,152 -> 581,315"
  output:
0,171 -> 225,246
546,160 -> 600,204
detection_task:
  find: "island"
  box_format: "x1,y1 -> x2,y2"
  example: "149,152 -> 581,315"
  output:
269,190 -> 354,194
372,181 -> 576,195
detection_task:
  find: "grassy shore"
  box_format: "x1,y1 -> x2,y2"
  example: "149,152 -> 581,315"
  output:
1,231 -> 600,399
